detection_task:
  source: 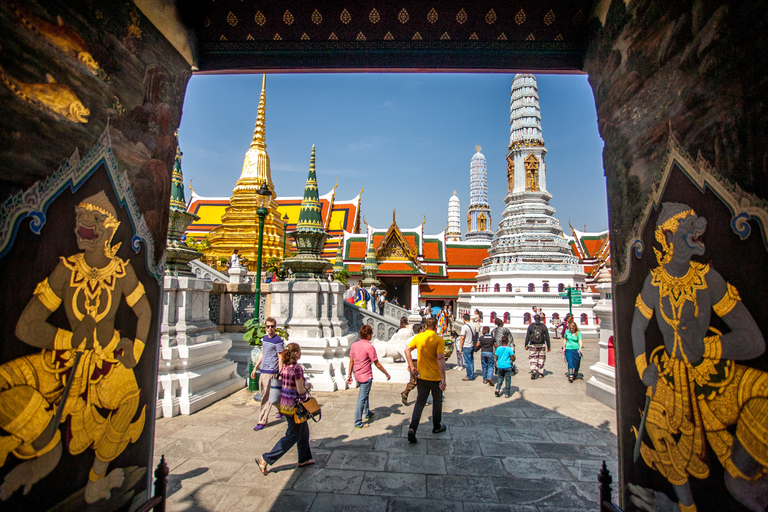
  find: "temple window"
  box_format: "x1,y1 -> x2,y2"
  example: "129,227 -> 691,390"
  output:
581,313 -> 588,325
506,283 -> 512,292
524,312 -> 531,325
504,312 -> 510,324
542,283 -> 550,292
558,283 -> 565,292
494,283 -> 500,292
490,311 -> 497,323
553,312 -> 560,320
528,283 -> 535,292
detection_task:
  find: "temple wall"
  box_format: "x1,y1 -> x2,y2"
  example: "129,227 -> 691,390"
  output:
585,1 -> 768,509
0,1 -> 189,508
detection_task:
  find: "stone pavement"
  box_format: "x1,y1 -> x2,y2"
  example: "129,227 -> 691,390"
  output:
154,339 -> 619,511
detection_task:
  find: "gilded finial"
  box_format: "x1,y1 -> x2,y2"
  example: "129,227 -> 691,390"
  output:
251,74 -> 267,148
476,144 -> 481,152
393,209 -> 396,223
453,189 -> 456,196
421,215 -> 426,227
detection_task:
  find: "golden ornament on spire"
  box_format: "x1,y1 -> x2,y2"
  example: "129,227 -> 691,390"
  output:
476,144 -> 481,152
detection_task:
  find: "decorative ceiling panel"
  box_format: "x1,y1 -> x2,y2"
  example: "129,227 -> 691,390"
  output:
180,1 -> 595,72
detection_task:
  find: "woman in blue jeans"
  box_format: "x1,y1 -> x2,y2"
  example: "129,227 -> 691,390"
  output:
347,325 -> 390,428
477,326 -> 497,385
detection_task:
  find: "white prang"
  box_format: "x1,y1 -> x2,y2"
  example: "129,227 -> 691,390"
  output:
458,73 -> 599,342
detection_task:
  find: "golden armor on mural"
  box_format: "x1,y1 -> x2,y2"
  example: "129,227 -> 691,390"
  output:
0,192 -> 150,504
632,202 -> 768,511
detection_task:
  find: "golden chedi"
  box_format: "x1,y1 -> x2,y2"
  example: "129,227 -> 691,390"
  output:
203,75 -> 285,270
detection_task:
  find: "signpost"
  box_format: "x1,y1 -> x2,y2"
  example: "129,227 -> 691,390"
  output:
560,286 -> 582,315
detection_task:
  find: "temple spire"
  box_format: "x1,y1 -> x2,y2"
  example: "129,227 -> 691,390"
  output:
296,145 -> 324,232
169,132 -> 187,213
251,74 -> 267,149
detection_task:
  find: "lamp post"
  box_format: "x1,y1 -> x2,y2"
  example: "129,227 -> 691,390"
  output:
254,181 -> 271,324
282,213 -> 289,256
249,182 -> 271,392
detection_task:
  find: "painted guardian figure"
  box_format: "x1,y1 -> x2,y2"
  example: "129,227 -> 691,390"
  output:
631,202 -> 768,511
0,191 -> 151,504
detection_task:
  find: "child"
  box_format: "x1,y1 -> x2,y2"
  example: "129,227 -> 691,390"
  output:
494,336 -> 516,398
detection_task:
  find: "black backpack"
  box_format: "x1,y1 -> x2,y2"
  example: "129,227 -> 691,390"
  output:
531,324 -> 545,344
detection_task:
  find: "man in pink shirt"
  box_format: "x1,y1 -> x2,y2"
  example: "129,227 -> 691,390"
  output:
347,325 -> 390,428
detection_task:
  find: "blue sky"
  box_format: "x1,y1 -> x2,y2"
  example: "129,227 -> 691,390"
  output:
178,73 -> 608,235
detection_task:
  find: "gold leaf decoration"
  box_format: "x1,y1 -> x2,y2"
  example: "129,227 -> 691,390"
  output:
246,34 -> 254,40
255,11 -> 266,26
384,31 -> 394,40
301,33 -> 310,40
554,33 -> 563,41
526,33 -> 535,41
329,32 -> 338,40
369,8 -> 380,23
284,10 -> 294,25
398,8 -> 409,23
357,32 -> 366,41
427,7 -> 438,23
203,17 -> 211,28
456,8 -> 467,24
227,11 -> 238,26
485,9 -> 497,24
412,32 -> 422,40
312,9 -> 322,25
497,32 -> 507,40
469,32 -> 478,40
440,32 -> 450,40
219,35 -> 227,40
340,8 -> 351,24
544,10 -> 555,25
573,10 -> 584,25
274,33 -> 282,40
515,9 -> 526,25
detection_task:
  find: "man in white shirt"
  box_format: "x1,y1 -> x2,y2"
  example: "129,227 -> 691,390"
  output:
460,313 -> 476,381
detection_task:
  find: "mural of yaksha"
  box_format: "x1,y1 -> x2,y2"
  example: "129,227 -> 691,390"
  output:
632,202 -> 768,511
0,191 -> 151,503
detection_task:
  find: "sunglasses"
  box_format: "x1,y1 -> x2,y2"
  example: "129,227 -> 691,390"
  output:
266,325 -> 276,328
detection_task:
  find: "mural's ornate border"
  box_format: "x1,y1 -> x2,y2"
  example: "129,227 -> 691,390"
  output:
0,128 -> 165,280
616,130 -> 768,284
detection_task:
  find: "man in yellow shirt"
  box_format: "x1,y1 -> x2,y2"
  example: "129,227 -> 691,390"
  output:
404,318 -> 447,443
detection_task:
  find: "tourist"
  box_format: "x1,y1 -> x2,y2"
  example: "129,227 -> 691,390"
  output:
436,306 -> 448,336
391,296 -> 399,307
561,322 -> 583,382
460,313 -> 476,381
404,317 -> 447,443
401,322 -> 422,405
491,318 -> 516,373
471,309 -> 483,334
347,325 -> 391,428
524,314 -> 551,379
561,313 -> 574,338
345,284 -> 354,303
369,283 -> 378,313
478,326 -> 497,385
378,290 -> 387,312
355,280 -> 368,308
257,343 -> 314,474
251,317 -> 284,431
494,336 -> 516,398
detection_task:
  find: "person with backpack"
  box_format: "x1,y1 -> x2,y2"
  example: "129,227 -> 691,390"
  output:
460,313 -> 477,381
524,314 -> 551,380
354,280 -> 368,308
477,326 -> 496,385
491,318 -> 516,374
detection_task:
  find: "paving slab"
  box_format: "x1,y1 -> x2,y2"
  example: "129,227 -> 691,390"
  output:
152,336 -> 619,512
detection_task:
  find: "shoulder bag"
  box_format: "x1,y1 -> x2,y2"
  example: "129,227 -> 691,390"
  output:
294,393 -> 322,423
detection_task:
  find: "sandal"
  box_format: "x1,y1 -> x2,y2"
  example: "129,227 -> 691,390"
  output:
354,423 -> 370,429
298,460 -> 315,467
257,456 -> 269,475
